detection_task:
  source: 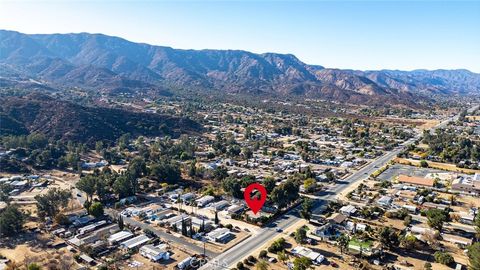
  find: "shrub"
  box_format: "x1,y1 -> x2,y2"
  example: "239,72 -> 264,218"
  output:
259,250 -> 267,258
268,237 -> 286,253
434,251 -> 454,265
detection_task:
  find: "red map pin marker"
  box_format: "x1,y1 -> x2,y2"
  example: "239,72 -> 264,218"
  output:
244,183 -> 267,214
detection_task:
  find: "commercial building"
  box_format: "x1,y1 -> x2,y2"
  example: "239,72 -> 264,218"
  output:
397,175 -> 434,187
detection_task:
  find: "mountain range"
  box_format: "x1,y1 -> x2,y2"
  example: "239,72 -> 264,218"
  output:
1,29 -> 479,106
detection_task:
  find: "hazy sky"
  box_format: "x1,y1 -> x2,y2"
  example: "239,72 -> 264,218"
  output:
1,0 -> 479,72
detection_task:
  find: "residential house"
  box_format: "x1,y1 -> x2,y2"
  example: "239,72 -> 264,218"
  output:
120,234 -> 151,250
210,200 -> 230,211
139,244 -> 170,262
291,246 -> 324,265
377,196 -> 393,207
339,205 -> 357,216
107,231 -> 134,245
206,228 -> 233,243
196,196 -> 215,207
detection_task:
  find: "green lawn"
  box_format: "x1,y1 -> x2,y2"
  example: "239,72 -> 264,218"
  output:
348,238 -> 372,249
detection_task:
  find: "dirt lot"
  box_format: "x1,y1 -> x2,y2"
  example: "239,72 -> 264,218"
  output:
394,158 -> 480,175
466,115 -> 480,121
120,246 -> 192,270
374,118 -> 440,131
0,233 -> 80,269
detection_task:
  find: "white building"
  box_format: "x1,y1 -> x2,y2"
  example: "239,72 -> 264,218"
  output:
196,196 -> 215,207
339,205 -> 357,216
107,231 -> 134,245
206,228 -> 233,243
120,234 -> 150,250
210,200 -> 230,211
291,246 -> 324,265
139,244 -> 169,262
377,196 -> 392,207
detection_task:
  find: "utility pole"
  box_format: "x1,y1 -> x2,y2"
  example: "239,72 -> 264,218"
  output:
203,238 -> 206,257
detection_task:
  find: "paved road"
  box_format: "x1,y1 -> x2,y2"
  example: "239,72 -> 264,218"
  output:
105,209 -> 220,257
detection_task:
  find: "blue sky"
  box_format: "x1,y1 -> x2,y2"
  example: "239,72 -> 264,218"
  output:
1,1 -> 479,72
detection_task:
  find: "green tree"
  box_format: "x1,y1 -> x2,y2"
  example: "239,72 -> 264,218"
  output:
300,198 -> 313,220
303,178 -> 316,193
255,260 -> 268,270
263,177 -> 276,193
89,202 -> 104,218
378,227 -> 399,249
467,242 -> 480,270
0,183 -> 12,203
76,175 -> 97,203
293,256 -> 313,270
213,166 -> 228,181
118,215 -> 124,230
424,262 -> 432,270
426,209 -> 448,231
215,211 -> 219,224
95,141 -> 104,153
117,133 -> 130,150
242,147 -> 253,162
188,160 -> 197,178
27,263 -> 42,270
149,160 -> 181,184
268,238 -> 286,254
128,157 -> 147,179
95,178 -> 108,202
434,251 -> 454,265
55,213 -> 71,226
401,234 -> 417,249
222,177 -> 242,198
295,227 -> 307,244
338,234 -> 350,254
271,180 -> 299,209
420,160 -> 429,167
113,174 -> 136,198
475,213 -> 480,239
277,251 -> 289,264
0,205 -> 25,236
34,188 -> 71,219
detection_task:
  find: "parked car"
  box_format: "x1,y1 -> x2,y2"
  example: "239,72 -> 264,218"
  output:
268,257 -> 277,263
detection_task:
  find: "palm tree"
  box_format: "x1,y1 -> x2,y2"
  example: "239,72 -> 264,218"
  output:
255,260 -> 268,270
277,251 -> 289,264
338,234 -> 350,254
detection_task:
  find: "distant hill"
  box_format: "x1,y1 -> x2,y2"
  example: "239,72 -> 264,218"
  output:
0,93 -> 201,144
1,30 -> 479,105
